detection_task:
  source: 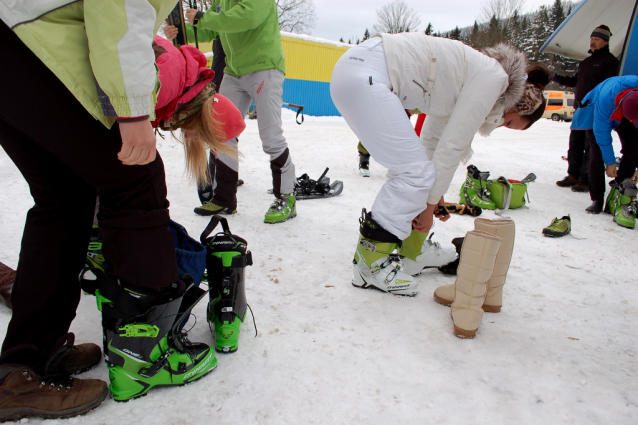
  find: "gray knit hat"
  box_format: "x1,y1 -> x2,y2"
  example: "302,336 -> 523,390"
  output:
591,25 -> 612,42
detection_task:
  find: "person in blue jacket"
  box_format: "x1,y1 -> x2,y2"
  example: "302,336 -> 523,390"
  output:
571,75 -> 638,217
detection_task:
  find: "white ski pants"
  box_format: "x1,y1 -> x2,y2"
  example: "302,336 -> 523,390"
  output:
330,38 -> 435,240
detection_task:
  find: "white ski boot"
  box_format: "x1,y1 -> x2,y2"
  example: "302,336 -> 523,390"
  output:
400,233 -> 458,276
353,254 -> 417,296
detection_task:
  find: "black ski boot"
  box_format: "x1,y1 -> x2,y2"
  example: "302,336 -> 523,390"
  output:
200,216 -> 253,353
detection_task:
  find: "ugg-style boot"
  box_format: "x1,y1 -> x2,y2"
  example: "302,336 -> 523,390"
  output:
450,230 -> 501,338
473,218 -> 515,312
434,219 -> 515,313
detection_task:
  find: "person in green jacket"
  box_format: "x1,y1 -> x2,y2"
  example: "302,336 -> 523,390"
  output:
0,1 -> 217,419
184,0 -> 298,224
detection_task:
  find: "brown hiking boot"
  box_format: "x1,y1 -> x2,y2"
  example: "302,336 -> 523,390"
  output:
0,365 -> 108,422
556,175 -> 578,187
59,343 -> 102,375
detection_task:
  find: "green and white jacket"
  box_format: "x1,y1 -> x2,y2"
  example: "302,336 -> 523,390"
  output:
0,0 -> 176,127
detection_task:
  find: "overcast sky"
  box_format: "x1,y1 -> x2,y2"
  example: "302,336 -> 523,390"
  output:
311,0 -> 566,42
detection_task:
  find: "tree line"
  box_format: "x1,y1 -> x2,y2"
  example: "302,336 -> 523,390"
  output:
341,0 -> 582,90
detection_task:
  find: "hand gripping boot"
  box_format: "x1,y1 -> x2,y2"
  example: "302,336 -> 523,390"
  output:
352,209 -> 416,296
79,269 -> 217,401
449,230 -> 501,338
434,219 -> 515,313
400,230 -> 458,276
200,215 -> 253,353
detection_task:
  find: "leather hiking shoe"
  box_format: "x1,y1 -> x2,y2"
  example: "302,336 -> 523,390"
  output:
571,181 -> 589,192
542,215 -> 571,237
0,365 -> 108,422
194,201 -> 237,216
556,175 -> 578,187
586,200 -> 603,214
59,343 -> 102,375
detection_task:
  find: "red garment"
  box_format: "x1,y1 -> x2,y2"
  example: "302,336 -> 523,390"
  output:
151,36 -> 245,140
414,113 -> 426,137
610,88 -> 638,124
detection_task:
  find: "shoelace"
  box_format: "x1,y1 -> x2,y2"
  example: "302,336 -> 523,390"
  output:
26,369 -> 74,393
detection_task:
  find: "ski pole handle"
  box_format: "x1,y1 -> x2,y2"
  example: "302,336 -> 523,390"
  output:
283,102 -> 305,125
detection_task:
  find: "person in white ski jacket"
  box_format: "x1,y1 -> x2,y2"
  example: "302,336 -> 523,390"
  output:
331,32 -> 551,297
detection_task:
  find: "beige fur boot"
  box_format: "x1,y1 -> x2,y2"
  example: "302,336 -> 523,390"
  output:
450,230 -> 501,338
433,219 -> 515,313
474,218 -> 515,312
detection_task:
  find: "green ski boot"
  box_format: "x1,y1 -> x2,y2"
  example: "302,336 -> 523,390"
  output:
264,194 -> 296,223
607,179 -> 637,229
459,165 -> 496,210
201,216 -> 253,353
79,269 -> 217,402
352,209 -> 417,296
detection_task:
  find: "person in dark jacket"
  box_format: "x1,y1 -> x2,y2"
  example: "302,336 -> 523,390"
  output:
553,25 -> 619,197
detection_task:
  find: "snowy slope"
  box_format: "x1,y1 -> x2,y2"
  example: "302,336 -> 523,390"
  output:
0,111 -> 636,425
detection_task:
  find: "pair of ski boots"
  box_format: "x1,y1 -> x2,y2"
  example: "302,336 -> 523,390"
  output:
459,165 -> 494,213
79,269 -> 217,402
352,209 -> 457,296
605,178 -> 638,229
200,215 -> 253,353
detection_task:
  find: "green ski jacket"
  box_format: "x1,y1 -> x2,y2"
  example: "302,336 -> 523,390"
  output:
188,0 -> 285,78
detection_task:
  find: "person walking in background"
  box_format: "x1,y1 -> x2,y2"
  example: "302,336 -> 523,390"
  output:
184,0 -> 299,224
553,25 -> 619,197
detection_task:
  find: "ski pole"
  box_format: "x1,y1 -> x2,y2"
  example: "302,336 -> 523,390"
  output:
188,0 -> 200,50
283,102 -> 304,125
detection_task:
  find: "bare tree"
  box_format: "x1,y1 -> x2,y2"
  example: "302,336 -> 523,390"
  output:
373,0 -> 422,34
479,0 -> 526,22
276,0 -> 317,34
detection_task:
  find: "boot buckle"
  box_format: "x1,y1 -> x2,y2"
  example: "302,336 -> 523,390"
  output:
118,324 -> 160,338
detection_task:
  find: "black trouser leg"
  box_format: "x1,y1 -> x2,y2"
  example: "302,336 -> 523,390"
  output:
210,146 -> 239,209
567,129 -> 588,182
587,130 -> 606,202
615,118 -> 638,180
0,20 -> 177,359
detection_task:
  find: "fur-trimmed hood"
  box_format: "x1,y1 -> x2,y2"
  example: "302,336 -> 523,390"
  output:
482,43 -> 528,113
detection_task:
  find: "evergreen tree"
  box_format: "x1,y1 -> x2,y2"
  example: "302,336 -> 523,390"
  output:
449,26 -> 462,41
550,0 -> 566,31
424,22 -> 433,35
363,28 -> 370,41
339,37 -> 344,43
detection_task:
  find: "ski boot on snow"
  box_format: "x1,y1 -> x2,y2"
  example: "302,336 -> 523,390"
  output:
399,230 -> 458,276
296,167 -> 344,200
78,269 -> 217,402
200,216 -> 253,353
459,165 -> 496,210
85,225 -> 108,271
264,194 -> 297,224
606,179 -> 637,229
352,209 -> 417,296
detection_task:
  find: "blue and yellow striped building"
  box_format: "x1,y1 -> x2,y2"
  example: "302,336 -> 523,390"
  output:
280,33 -> 350,116
193,33 -> 350,116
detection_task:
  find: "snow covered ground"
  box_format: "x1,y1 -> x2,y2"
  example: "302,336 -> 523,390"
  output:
1,111 -> 637,424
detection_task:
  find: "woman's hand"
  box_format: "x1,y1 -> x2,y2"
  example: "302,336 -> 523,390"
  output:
606,163 -> 618,178
185,8 -> 198,24
164,24 -> 178,41
118,119 -> 156,166
412,203 -> 437,233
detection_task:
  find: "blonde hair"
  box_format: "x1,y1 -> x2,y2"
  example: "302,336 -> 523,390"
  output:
173,95 -> 239,188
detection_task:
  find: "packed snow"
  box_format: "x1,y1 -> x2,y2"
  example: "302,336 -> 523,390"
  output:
0,110 -> 636,424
